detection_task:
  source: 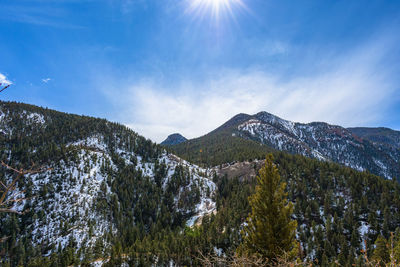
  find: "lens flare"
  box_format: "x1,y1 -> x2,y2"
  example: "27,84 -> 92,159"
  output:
186,0 -> 246,22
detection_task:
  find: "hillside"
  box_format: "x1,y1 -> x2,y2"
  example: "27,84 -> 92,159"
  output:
167,114 -> 273,167
0,101 -> 216,266
207,152 -> 400,266
1,101 -> 400,266
169,112 -> 400,180
348,127 -> 400,149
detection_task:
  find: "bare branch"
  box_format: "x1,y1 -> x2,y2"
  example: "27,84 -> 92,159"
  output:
0,180 -> 7,190
0,208 -> 24,214
1,161 -> 50,175
0,84 -> 10,93
0,172 -> 22,205
0,161 -> 50,215
1,161 -> 24,174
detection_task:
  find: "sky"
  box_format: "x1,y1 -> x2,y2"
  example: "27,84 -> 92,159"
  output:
1,0 -> 400,142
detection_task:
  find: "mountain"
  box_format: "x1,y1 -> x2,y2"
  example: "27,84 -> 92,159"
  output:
212,152 -> 400,265
165,113 -> 273,167
2,101 -> 400,266
348,127 -> 400,149
170,111 -> 400,180
0,101 -> 216,265
161,133 -> 187,145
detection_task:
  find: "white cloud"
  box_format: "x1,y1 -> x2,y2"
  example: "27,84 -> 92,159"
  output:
100,34 -> 398,143
0,73 -> 12,86
42,78 -> 51,83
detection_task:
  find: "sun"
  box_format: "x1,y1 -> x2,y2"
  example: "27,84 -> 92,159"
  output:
186,0 -> 246,21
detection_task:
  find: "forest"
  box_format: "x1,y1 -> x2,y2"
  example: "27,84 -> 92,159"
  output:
1,101 -> 400,266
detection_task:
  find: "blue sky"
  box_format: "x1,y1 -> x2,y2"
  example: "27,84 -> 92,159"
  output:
1,0 -> 400,142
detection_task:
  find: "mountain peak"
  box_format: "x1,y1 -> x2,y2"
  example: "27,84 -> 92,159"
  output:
161,133 -> 187,145
211,113 -> 252,133
254,111 -> 289,124
174,110 -> 399,180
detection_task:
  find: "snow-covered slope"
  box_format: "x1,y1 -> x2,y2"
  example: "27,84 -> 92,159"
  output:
0,102 -> 216,259
348,127 -> 400,149
17,137 -> 215,254
235,112 -> 400,179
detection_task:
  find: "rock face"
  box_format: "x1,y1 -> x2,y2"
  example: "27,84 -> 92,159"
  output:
161,133 -> 187,145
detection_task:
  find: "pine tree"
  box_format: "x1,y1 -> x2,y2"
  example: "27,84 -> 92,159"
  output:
238,154 -> 298,262
394,237 -> 400,264
372,235 -> 389,264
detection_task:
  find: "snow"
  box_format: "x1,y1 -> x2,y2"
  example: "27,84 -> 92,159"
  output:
27,112 -> 45,124
159,154 -> 217,227
0,109 -> 4,122
7,135 -> 217,257
238,120 -> 303,152
71,136 -> 108,152
238,117 -> 394,179
373,158 -> 391,179
187,197 -> 216,227
28,148 -> 113,254
91,259 -> 107,267
311,150 -> 327,161
186,215 -> 200,227
359,221 -> 369,238
0,109 -> 12,135
213,247 -> 223,257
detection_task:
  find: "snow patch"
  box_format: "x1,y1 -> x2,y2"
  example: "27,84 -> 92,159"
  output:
27,112 -> 45,124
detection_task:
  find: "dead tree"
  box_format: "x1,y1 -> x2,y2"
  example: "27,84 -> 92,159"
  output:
0,161 -> 50,243
0,161 -> 49,214
0,82 -> 10,93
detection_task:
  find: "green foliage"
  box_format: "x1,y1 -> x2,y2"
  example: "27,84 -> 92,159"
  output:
0,101 -> 199,265
372,235 -> 389,264
167,115 -> 272,167
238,154 -> 298,262
2,101 -> 400,266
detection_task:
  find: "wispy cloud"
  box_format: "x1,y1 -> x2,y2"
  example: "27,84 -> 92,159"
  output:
42,78 -> 51,83
100,32 -> 399,143
0,73 -> 12,86
1,4 -> 84,29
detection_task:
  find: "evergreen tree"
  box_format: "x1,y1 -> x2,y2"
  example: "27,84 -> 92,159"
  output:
238,154 -> 298,262
394,237 -> 400,264
372,235 -> 389,264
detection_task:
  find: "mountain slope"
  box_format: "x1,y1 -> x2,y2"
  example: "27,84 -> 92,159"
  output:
166,114 -> 273,167
0,101 -> 216,264
171,112 -> 400,180
348,127 -> 400,149
208,152 -> 400,265
2,101 -> 400,265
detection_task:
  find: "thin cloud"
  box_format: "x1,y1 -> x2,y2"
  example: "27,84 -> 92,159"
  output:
42,78 -> 51,83
1,4 -> 85,29
100,33 -> 399,143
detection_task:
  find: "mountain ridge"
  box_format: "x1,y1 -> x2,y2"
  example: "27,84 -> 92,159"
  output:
0,100 -> 216,261
2,101 -> 400,265
168,111 -> 400,180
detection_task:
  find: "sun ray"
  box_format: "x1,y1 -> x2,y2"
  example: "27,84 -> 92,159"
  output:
185,0 -> 246,22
